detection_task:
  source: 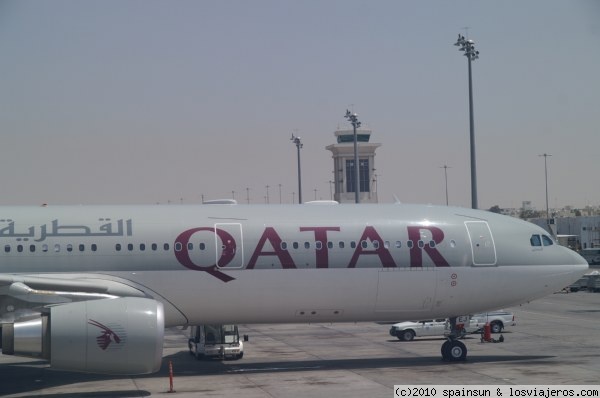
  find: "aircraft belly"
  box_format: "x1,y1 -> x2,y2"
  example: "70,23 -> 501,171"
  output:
115,269 -> 381,326
375,268 -> 435,313
105,263 -> 586,327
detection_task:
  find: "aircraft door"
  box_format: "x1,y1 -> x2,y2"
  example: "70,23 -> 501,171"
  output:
214,223 -> 244,269
464,221 -> 497,266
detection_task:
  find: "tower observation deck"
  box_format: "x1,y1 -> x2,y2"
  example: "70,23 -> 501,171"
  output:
325,128 -> 381,203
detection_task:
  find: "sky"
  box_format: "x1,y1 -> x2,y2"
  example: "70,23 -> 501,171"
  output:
0,0 -> 598,209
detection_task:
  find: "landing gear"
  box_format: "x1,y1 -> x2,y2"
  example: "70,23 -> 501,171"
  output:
441,317 -> 468,362
441,340 -> 467,361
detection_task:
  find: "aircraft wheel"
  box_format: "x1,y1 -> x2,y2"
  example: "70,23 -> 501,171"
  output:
441,340 -> 451,359
441,340 -> 467,361
449,340 -> 467,361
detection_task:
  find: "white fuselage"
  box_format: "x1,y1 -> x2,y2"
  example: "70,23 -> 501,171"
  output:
0,203 -> 588,327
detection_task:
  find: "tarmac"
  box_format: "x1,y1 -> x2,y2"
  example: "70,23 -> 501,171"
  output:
1,291 -> 599,397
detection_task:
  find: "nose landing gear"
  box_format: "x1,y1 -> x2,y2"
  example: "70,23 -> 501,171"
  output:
441,317 -> 468,361
441,339 -> 467,361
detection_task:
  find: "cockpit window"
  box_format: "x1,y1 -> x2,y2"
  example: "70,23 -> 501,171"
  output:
542,235 -> 554,246
530,235 -> 542,247
531,234 -> 554,247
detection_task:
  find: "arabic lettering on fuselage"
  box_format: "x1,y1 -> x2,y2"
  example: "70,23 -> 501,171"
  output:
0,219 -> 133,242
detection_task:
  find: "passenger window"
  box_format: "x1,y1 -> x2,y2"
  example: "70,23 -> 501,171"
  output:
140,243 -> 146,251
361,240 -> 368,249
373,240 -> 380,249
54,244 -> 60,253
127,243 -> 134,251
339,241 -> 345,249
164,243 -> 170,251
304,242 -> 310,249
4,245 -> 10,253
29,245 -> 35,253
187,242 -> 193,250
293,242 -> 299,249
429,240 -> 436,248
199,243 -> 206,250
418,240 -> 424,249
395,241 -> 402,248
384,241 -> 390,249
151,243 -> 158,251
115,243 -> 122,251
17,245 -> 23,253
327,241 -> 333,249
350,241 -> 356,249
91,244 -> 97,252
315,241 -> 322,250
174,242 -> 182,252
66,244 -> 73,252
407,240 -> 414,249
281,242 -> 288,250
530,235 -> 542,247
542,235 -> 554,246
79,244 -> 85,252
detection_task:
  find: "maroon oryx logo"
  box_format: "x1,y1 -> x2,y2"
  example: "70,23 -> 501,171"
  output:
88,319 -> 122,350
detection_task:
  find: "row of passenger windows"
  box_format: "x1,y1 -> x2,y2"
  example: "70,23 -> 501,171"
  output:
3,235 -> 556,254
171,239 -> 447,252
3,239 -> 448,254
3,243 -> 172,253
274,239 -> 440,251
5,243 -> 99,253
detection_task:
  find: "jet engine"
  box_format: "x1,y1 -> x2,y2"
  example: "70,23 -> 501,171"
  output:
1,297 -> 164,375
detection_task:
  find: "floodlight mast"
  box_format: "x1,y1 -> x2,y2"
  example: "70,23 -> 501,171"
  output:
344,110 -> 361,204
440,165 -> 451,206
291,134 -> 303,204
539,153 -> 552,223
454,33 -> 480,209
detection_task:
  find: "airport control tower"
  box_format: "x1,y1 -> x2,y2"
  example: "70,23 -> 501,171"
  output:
326,128 -> 381,203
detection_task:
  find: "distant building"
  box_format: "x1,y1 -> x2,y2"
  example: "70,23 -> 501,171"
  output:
326,128 -> 381,203
522,201 -> 534,211
531,216 -> 600,250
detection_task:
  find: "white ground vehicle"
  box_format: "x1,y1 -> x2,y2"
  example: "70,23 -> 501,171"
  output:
188,324 -> 244,360
468,310 -> 516,333
389,317 -> 470,341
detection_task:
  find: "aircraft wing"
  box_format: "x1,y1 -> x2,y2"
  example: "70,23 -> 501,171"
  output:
0,274 -> 147,323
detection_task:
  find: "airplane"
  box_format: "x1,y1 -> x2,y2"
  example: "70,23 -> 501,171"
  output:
0,201 -> 588,374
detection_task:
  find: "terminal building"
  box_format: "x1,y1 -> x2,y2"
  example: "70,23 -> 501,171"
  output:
326,128 -> 381,204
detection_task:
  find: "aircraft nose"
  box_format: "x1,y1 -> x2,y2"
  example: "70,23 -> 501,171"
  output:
565,246 -> 589,273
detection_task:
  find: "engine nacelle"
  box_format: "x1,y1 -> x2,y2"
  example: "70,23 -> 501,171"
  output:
2,297 -> 164,375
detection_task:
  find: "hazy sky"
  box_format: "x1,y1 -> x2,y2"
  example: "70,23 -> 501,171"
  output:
0,0 -> 598,209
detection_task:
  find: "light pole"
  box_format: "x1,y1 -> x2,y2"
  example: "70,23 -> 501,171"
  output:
539,153 -> 552,221
454,33 -> 480,209
345,110 -> 361,204
440,165 -> 451,206
291,134 -> 303,204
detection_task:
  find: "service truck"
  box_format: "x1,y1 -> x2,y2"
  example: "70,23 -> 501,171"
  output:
188,324 -> 244,360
